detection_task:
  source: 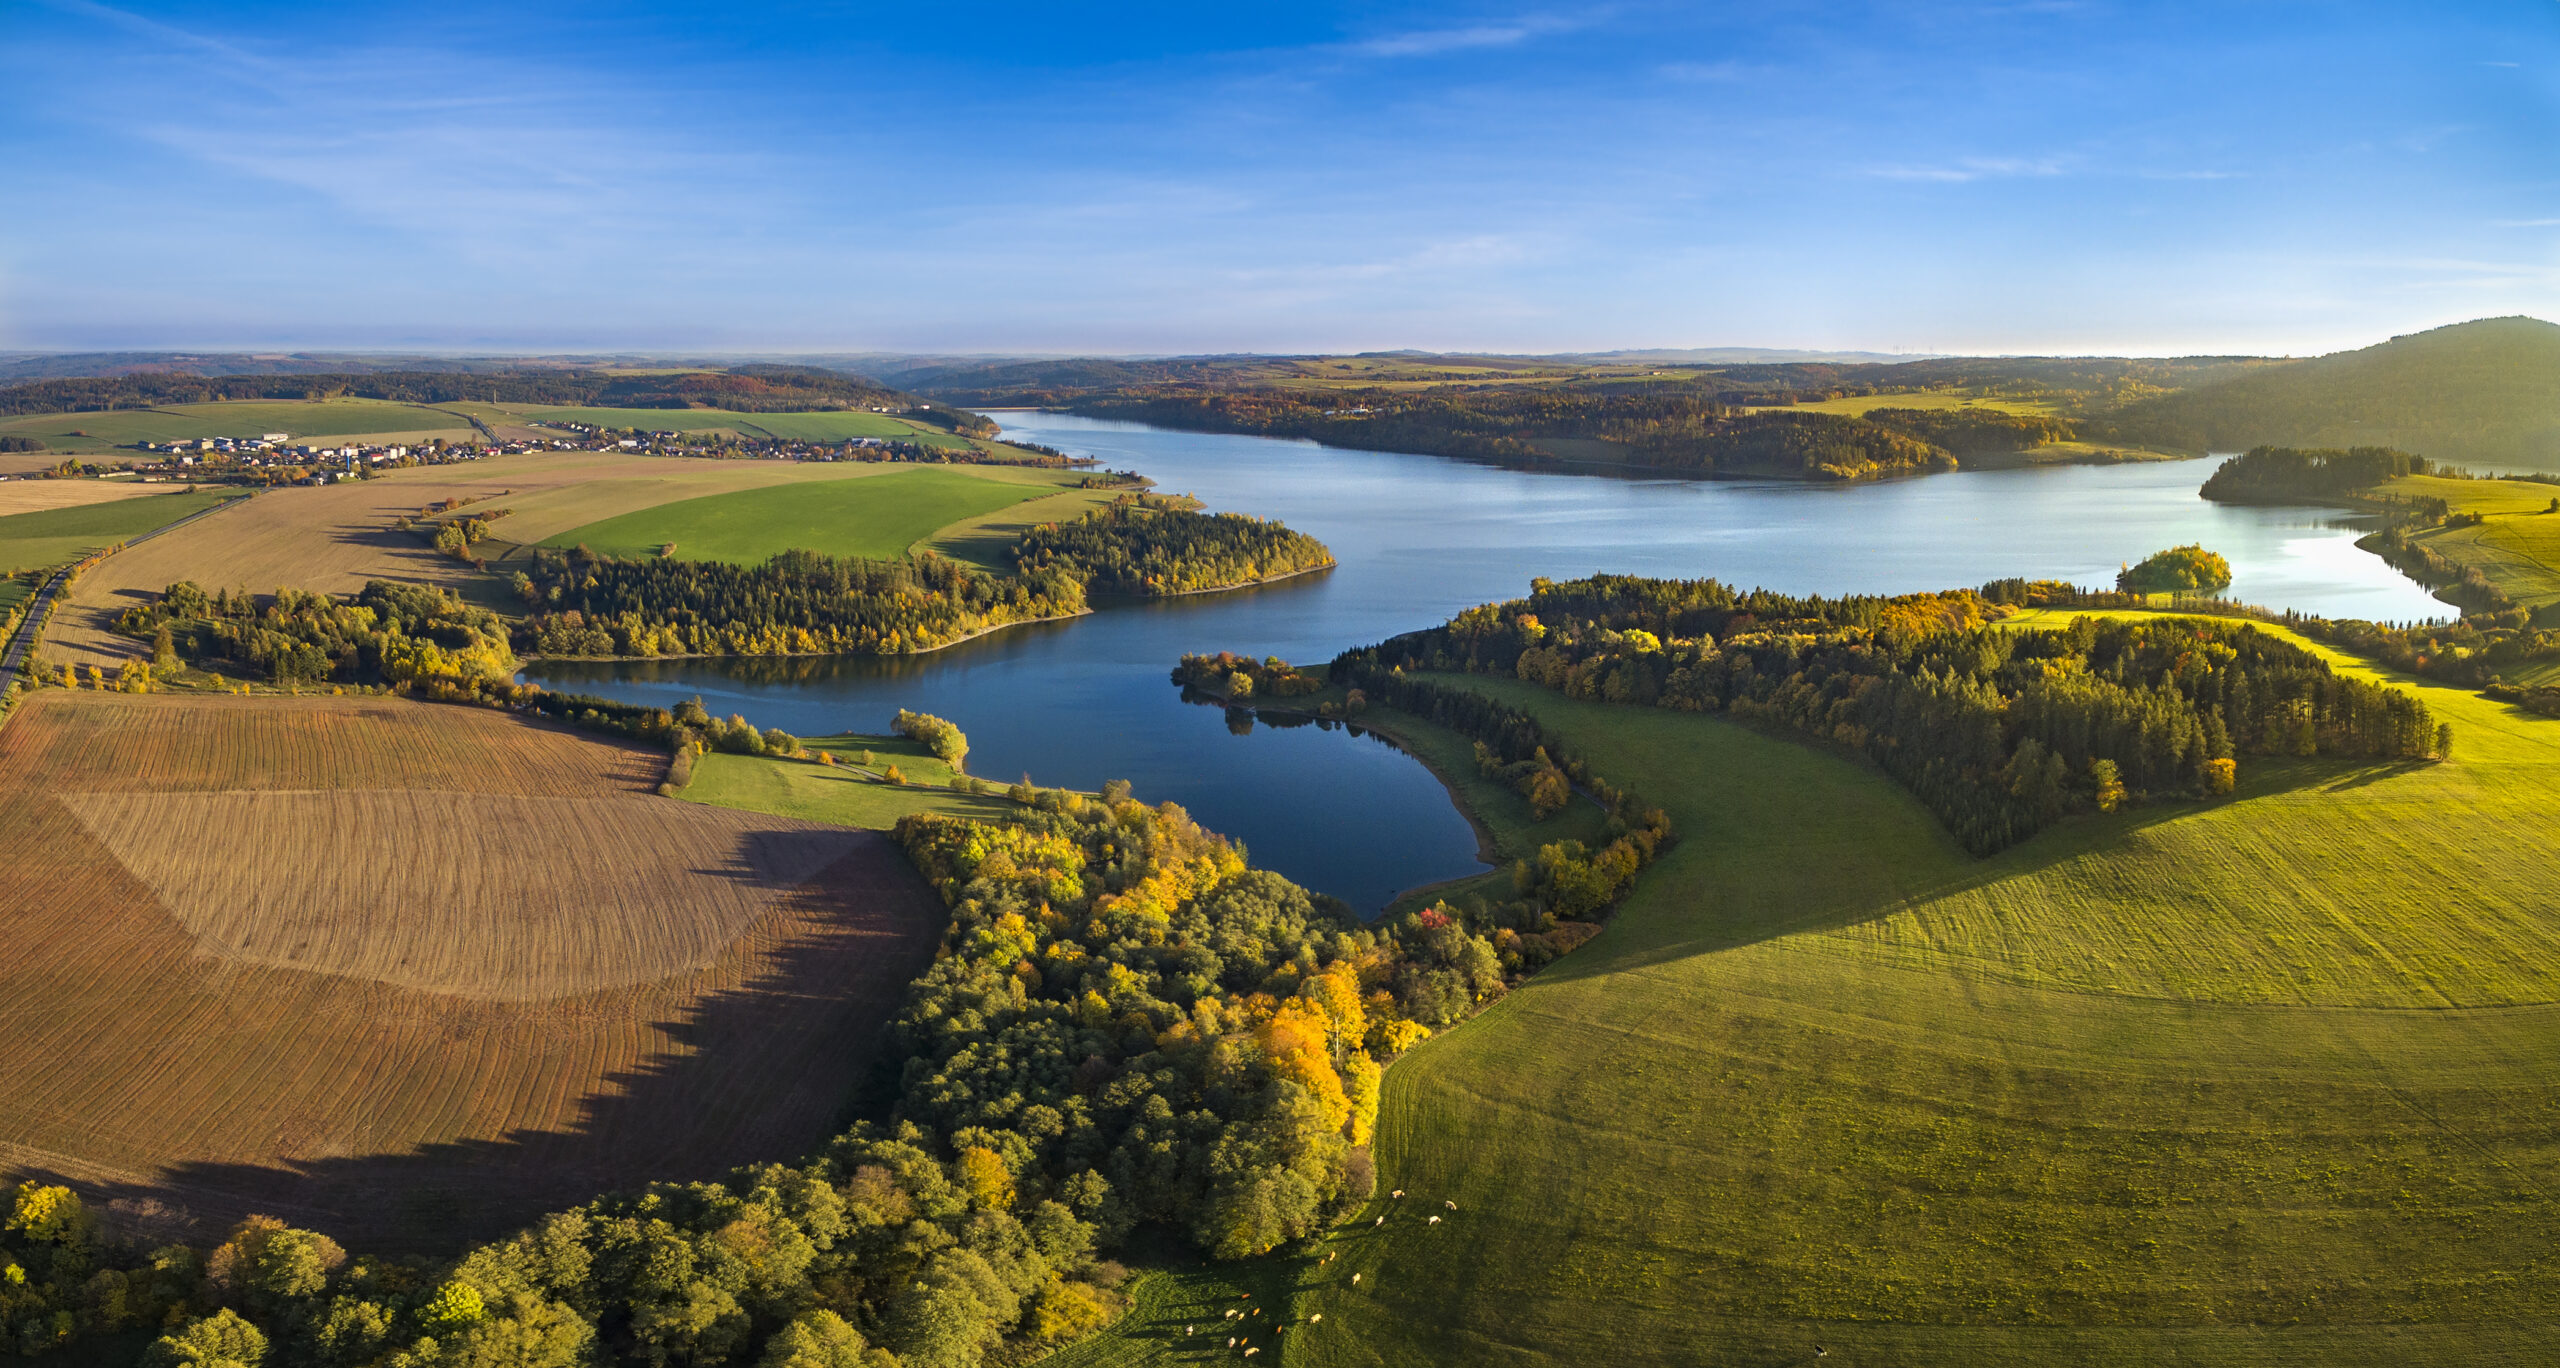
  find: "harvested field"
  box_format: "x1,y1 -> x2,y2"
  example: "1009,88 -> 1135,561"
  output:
0,691 -> 942,1249
0,479 -> 187,517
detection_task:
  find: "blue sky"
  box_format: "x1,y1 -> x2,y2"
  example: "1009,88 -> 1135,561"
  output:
2,0 -> 2555,355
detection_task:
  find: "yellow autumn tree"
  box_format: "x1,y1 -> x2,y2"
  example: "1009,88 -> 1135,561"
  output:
956,1146 -> 1015,1211
1343,1052 -> 1383,1147
1257,999 -> 1351,1135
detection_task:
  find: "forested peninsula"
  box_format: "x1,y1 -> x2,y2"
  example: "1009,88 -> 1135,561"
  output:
113,499 -> 1334,677
1054,389 -> 2081,481
1347,574 -> 2445,853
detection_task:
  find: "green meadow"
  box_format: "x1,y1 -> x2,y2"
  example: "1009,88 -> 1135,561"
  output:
2386,473 -> 2560,613
0,399 -> 474,454
1052,620 -> 2560,1367
679,731 -> 1027,829
539,466 -> 1063,564
0,489 -> 235,573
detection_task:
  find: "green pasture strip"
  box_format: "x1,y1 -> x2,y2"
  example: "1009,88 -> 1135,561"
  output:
678,733 -> 1016,829
1745,390 -> 2061,417
539,467 -> 1059,564
922,484 -> 1127,572
0,489 -> 234,573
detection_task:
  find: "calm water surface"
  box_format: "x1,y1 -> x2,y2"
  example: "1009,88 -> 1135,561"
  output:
530,413 -> 2449,912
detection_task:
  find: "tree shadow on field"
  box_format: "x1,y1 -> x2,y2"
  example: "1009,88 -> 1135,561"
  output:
19,831 -> 944,1255
1525,743 -> 2433,989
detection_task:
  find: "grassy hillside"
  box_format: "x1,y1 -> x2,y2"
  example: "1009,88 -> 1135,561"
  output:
1054,623 -> 2560,1366
2107,316 -> 2560,470
0,488 -> 232,572
538,466 -> 1069,563
2381,473 -> 2560,615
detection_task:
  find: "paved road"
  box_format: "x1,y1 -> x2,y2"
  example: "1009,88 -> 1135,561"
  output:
0,491 -> 250,706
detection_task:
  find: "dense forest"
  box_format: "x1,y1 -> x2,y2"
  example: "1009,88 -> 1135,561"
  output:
518,549 -> 1084,660
114,581 -> 518,686
0,726 -> 1665,1368
0,366 -> 989,431
1012,497 -> 1334,593
2199,445 -> 2441,504
1351,575 -> 2445,853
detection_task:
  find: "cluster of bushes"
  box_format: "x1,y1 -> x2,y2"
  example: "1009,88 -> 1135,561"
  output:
1352,574 -> 2446,854
1169,652 -> 1325,700
2117,544 -> 2233,594
519,548 -> 1090,659
891,709 -> 968,768
119,581 -> 517,686
2485,680 -> 2560,717
1012,498 -> 1334,595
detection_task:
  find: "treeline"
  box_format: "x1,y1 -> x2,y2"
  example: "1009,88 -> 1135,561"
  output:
521,549 -> 1088,659
0,365 -> 980,424
1317,662 -> 1673,923
118,581 -> 517,686
1982,578 -> 2560,693
1357,574 -> 2445,854
1858,406 -> 2076,458
1,1133 -> 1127,1368
2199,445 -> 2440,504
1013,498 -> 1334,594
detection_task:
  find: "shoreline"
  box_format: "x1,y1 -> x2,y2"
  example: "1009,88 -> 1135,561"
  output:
1186,690 -> 1508,907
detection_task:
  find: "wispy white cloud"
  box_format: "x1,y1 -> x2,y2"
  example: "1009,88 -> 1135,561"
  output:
1657,59 -> 1748,82
2491,217 -> 2560,228
1867,156 -> 2067,183
1346,14 -> 1583,59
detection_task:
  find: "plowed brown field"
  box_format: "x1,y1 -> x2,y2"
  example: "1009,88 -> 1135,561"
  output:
0,691 -> 941,1248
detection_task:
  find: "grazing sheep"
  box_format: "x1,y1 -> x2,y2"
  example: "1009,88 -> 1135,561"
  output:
1392,1190 -> 1404,1199
1310,1313 -> 1323,1324
1374,1216 -> 1385,1226
1228,1337 -> 1236,1348
1352,1273 -> 1362,1285
1429,1215 -> 1442,1225
1445,1200 -> 1457,1210
1245,1350 -> 1259,1358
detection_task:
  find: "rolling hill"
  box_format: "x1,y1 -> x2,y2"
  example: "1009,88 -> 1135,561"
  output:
2102,316 -> 2560,470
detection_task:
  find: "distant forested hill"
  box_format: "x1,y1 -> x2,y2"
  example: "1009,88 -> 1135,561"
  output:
0,365 -> 939,418
2098,317 -> 2560,470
